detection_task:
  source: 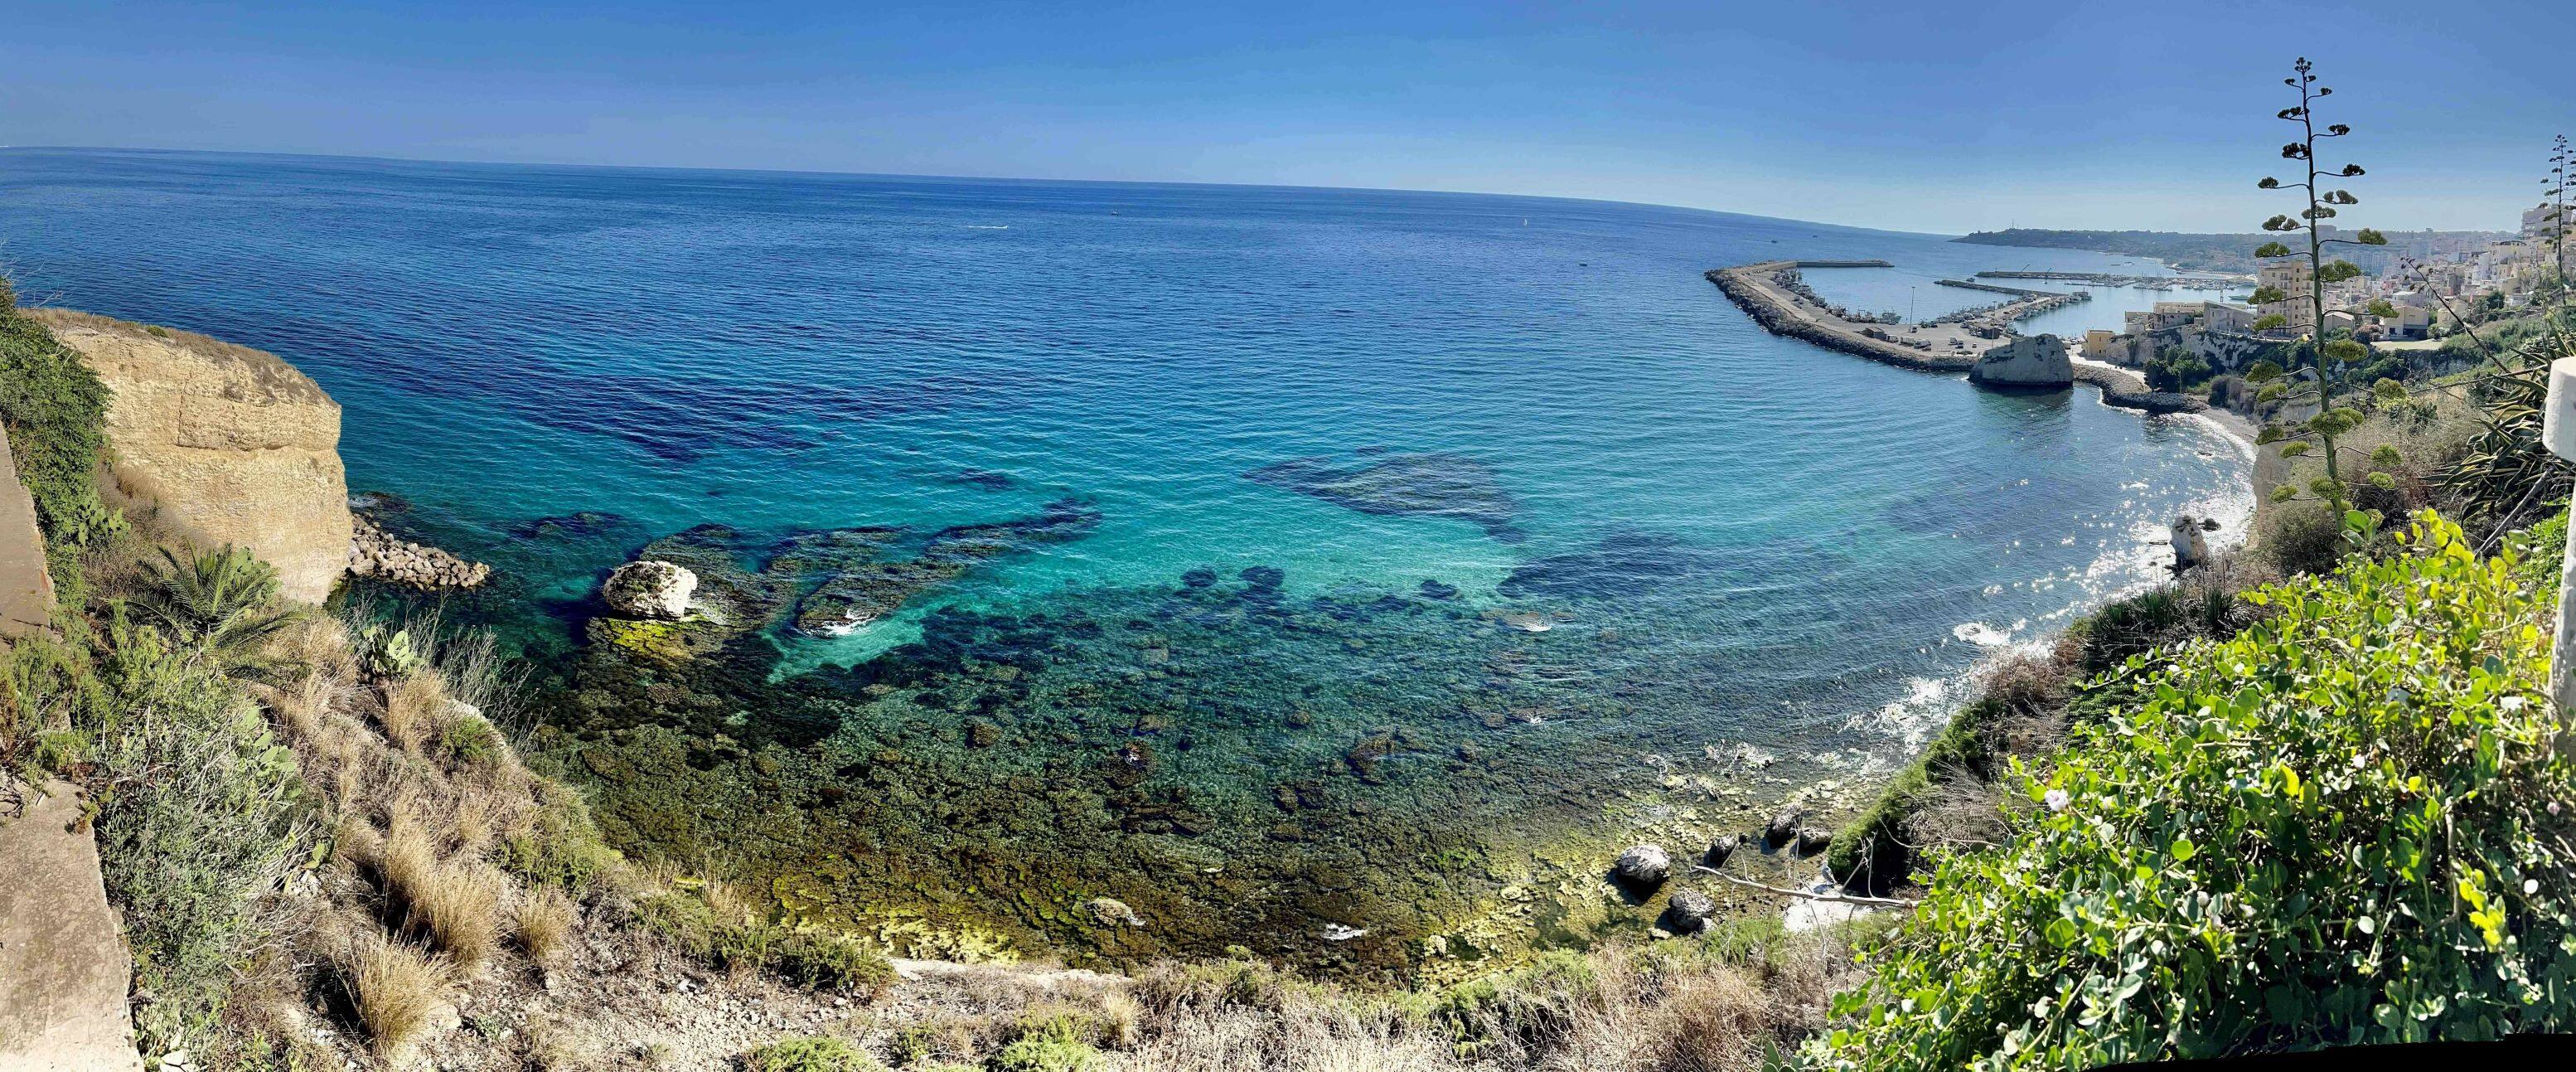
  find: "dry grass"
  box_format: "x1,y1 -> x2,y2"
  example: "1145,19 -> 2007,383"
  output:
517,885 -> 578,965
346,937 -> 448,1064
382,815 -> 505,968
1113,921 -> 1865,1072
380,672 -> 444,753
1122,978 -> 1460,1072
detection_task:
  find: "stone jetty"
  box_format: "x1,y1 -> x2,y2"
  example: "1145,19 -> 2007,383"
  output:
1976,269 -> 2254,289
1704,260 -> 2203,415
1929,279 -> 2090,332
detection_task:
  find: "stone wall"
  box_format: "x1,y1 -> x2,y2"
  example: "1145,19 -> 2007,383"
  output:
31,310 -> 352,604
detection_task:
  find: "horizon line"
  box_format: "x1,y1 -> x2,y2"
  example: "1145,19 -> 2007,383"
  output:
3,142 -> 1987,241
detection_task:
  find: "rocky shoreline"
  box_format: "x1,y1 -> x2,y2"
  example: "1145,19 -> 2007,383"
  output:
348,512 -> 491,589
1705,262 -> 2205,415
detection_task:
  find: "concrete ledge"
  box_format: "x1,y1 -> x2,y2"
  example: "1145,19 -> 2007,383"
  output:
0,779 -> 144,1072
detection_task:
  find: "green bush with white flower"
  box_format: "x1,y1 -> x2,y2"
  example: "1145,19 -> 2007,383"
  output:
1806,511 -> 2576,1070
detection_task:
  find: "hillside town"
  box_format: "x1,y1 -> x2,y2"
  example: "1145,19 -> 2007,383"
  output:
2076,212 -> 2565,390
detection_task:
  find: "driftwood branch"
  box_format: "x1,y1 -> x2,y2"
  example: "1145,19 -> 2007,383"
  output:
1690,865 -> 1919,908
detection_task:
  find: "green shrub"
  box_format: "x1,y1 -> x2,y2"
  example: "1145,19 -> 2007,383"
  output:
635,889 -> 721,958
2258,500 -> 2348,577
1823,693 -> 2004,889
0,307 -> 119,596
637,884 -> 891,994
500,781 -> 621,892
745,1036 -> 884,1072
437,712 -> 502,764
1807,512 -> 2576,1070
772,925 -> 895,995
985,1022 -> 1104,1072
2509,508 -> 2567,595
352,623 -> 423,680
74,612 -> 309,1049
131,545 -> 305,678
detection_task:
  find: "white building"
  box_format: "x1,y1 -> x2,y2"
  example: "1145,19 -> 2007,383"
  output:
2258,259 -> 2316,333
2201,301 -> 2262,337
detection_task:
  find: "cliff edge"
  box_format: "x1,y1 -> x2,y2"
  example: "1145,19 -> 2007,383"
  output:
28,310 -> 351,603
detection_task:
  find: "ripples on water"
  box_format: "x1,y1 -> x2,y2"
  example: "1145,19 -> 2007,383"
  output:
0,149 -> 2249,968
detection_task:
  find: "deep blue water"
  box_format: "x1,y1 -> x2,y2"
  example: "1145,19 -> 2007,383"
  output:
0,149 -> 2251,958
0,148 -> 2249,740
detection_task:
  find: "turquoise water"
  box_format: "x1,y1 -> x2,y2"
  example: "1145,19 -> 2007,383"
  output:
0,148 -> 2249,966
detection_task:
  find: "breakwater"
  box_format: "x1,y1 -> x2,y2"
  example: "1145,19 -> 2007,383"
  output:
1976,269 -> 2251,289
1936,278 -> 2050,298
1931,279 -> 2090,328
1707,261 -> 2202,415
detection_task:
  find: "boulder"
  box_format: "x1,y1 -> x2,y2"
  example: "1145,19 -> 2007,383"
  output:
603,560 -> 698,619
1613,844 -> 1671,885
35,310 -> 353,604
1085,897 -> 1144,927
1968,333 -> 2074,389
1665,888 -> 1717,933
1706,833 -> 1742,867
1794,828 -> 1834,856
1765,809 -> 1804,847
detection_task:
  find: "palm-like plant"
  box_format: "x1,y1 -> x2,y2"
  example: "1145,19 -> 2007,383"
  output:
130,545 -> 306,677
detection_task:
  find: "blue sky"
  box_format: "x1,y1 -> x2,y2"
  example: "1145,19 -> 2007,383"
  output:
1,1 -> 2563,233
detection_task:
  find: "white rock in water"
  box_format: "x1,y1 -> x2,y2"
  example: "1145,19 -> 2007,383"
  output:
1614,843 -> 1670,884
1322,924 -> 1368,942
603,560 -> 698,619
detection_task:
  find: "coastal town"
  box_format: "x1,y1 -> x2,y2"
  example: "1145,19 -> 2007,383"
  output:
1716,206 -> 2566,420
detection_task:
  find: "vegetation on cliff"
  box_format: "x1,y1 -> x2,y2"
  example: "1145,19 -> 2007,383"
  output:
1809,512 -> 2576,1068
0,289 -> 121,597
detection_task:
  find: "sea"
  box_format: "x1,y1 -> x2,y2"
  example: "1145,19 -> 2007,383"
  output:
0,148 -> 2250,970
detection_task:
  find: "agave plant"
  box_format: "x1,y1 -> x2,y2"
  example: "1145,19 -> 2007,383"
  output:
129,544 -> 307,677
2442,352 -> 2576,540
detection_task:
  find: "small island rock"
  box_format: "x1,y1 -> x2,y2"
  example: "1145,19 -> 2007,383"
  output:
603,560 -> 698,619
1968,333 -> 2073,389
1614,844 -> 1671,884
1707,833 -> 1742,867
1765,809 -> 1804,847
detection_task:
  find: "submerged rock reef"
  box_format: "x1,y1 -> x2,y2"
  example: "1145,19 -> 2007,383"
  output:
338,449 -> 1882,981
1247,451 -> 1525,542
503,504 -> 1871,980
